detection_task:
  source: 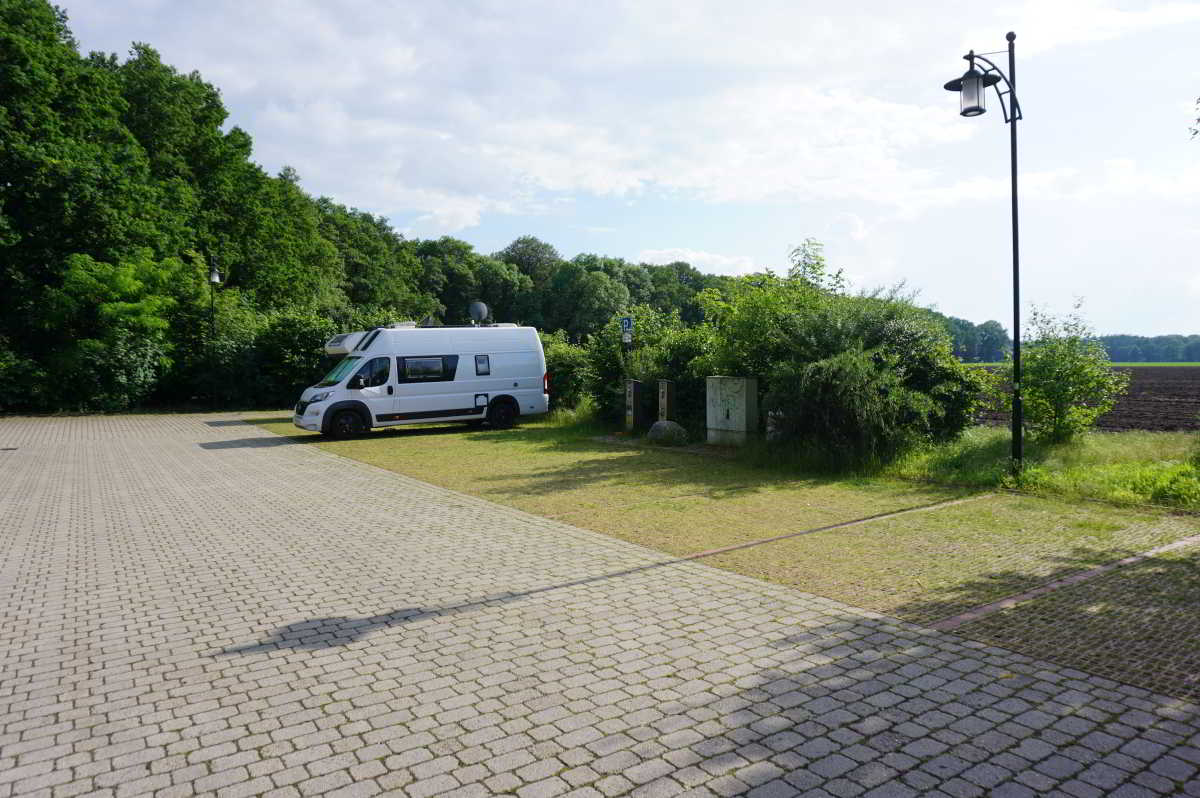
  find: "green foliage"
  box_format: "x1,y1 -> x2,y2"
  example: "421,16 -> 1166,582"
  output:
539,331 -> 588,409
253,311 -> 340,408
1128,465 -> 1200,508
765,349 -> 932,468
583,306 -> 696,423
694,273 -> 824,379
701,278 -> 985,464
543,261 -> 630,342
1008,304 -> 1131,443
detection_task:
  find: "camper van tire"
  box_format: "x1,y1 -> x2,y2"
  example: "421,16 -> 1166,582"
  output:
487,398 -> 518,429
329,409 -> 368,439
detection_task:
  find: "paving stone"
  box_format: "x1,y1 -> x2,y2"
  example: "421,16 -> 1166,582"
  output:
0,413 -> 1198,798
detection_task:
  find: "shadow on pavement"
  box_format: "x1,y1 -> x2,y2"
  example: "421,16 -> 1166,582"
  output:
219,609 -> 424,654
199,436 -> 316,449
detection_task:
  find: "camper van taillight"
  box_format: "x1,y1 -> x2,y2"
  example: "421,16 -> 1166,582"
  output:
543,373 -> 550,395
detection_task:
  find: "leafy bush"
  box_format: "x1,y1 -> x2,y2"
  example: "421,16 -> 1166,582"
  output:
1129,465 -> 1200,508
252,311 -> 340,407
66,326 -> 169,412
1009,304 -> 1130,443
700,278 -> 985,464
584,306 -> 688,423
0,337 -> 50,411
764,349 -> 937,468
540,331 -> 588,409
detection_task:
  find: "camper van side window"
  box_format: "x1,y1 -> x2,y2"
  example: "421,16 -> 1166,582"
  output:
475,355 -> 490,376
397,355 -> 460,383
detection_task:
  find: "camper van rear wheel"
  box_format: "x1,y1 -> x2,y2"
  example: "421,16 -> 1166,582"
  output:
487,400 -> 516,430
331,410 -> 365,438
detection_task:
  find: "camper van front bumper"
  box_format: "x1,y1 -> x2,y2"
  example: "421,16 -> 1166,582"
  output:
293,401 -> 323,431
293,412 -> 320,431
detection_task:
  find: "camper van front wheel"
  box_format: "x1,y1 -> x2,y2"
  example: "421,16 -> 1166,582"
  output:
487,400 -> 517,430
330,410 -> 366,438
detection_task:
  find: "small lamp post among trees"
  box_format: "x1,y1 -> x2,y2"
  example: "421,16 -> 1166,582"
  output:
944,32 -> 1024,473
209,262 -> 221,342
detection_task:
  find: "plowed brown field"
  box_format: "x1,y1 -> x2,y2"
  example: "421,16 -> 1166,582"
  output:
979,366 -> 1200,431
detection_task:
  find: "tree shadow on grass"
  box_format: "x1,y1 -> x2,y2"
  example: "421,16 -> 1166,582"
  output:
891,546 -> 1147,625
893,545 -> 1200,701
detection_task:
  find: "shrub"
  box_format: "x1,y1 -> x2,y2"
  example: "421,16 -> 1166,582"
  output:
0,337 -> 49,412
584,306 -> 687,423
253,311 -> 340,408
1009,304 -> 1130,443
540,330 -> 588,409
64,326 -> 168,412
764,349 -> 937,468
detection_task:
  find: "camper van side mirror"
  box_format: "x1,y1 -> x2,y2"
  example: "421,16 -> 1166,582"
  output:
347,375 -> 365,390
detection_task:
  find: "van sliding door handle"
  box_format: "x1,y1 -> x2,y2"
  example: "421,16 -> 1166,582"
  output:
387,386 -> 393,395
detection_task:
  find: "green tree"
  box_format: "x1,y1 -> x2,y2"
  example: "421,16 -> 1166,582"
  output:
787,238 -> 845,293
315,198 -> 429,314
544,261 -> 630,341
976,320 -> 1010,362
493,235 -> 562,287
1009,303 -> 1130,443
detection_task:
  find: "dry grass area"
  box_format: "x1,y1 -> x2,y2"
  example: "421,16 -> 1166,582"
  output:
251,414 -> 962,552
704,493 -> 1198,625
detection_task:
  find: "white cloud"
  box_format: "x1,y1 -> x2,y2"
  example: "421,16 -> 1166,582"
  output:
968,1 -> 1200,57
64,0 -> 1200,233
637,248 -> 758,275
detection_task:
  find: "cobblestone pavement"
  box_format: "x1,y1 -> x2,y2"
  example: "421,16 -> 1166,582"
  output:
2,414 -> 1199,798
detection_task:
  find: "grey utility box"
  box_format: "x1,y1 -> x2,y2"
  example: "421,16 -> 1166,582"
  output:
706,376 -> 758,445
657,380 -> 676,422
625,379 -> 653,432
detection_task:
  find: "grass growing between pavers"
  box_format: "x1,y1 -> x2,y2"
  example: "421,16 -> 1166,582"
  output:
250,415 -> 1197,618
957,543 -> 1200,701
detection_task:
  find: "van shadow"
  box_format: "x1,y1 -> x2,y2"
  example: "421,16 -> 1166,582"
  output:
200,419 -> 482,449
199,435 -> 318,449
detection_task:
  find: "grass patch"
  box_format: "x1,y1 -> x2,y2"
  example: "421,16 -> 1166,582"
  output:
889,426 -> 1200,509
704,493 -> 1196,625
252,409 -> 964,547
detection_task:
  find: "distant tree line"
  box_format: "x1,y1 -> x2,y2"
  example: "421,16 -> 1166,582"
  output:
1096,335 -> 1200,363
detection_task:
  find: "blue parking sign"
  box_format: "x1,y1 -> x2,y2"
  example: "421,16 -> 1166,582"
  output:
620,316 -> 633,333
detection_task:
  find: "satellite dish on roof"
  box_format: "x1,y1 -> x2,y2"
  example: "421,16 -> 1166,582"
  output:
468,301 -> 489,324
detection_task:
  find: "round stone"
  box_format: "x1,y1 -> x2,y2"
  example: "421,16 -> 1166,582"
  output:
647,420 -> 688,446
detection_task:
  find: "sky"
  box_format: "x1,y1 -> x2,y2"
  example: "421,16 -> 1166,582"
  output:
62,0 -> 1200,336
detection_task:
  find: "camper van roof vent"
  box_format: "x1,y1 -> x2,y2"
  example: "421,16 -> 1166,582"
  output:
389,321 -> 417,328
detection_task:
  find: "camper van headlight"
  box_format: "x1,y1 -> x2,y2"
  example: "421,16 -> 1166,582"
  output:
309,391 -> 333,403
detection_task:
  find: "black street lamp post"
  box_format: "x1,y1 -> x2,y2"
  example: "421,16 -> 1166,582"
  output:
209,263 -> 221,342
944,31 -> 1023,473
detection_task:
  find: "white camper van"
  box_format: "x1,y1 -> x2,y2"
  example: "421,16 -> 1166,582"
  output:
293,323 -> 549,437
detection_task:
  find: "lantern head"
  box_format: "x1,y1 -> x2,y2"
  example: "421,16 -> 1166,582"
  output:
944,53 -> 1001,117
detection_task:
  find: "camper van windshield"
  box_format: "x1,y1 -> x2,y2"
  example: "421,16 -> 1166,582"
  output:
317,357 -> 361,387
